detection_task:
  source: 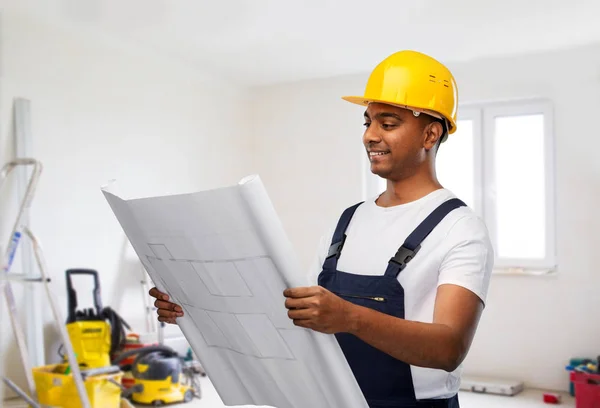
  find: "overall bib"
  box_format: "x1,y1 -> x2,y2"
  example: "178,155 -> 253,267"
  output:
318,198 -> 465,408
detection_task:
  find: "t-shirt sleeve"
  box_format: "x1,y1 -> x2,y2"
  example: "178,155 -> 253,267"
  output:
437,215 -> 495,305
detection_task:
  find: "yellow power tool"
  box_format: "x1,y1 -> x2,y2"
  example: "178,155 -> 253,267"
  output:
113,345 -> 197,406
65,269 -> 129,369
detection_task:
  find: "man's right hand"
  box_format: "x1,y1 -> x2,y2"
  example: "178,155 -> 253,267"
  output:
148,287 -> 184,324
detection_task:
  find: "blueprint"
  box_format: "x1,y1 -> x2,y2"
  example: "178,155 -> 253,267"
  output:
102,175 -> 368,408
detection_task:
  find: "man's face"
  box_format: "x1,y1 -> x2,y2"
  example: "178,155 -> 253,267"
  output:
363,103 -> 434,181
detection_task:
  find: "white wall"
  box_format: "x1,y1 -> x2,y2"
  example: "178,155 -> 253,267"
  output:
250,43 -> 600,391
0,10 -> 253,395
3,5 -> 599,397
249,75 -> 367,267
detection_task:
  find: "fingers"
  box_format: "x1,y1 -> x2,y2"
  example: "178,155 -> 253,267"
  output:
158,309 -> 182,326
287,308 -> 315,320
158,316 -> 177,324
157,309 -> 179,324
149,287 -> 169,301
157,308 -> 180,319
283,286 -> 322,299
151,289 -> 183,325
284,297 -> 312,310
153,299 -> 183,313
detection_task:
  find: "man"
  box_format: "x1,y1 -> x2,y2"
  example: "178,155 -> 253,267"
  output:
149,50 -> 494,408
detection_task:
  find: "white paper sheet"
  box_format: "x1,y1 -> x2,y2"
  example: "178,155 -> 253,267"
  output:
102,175 -> 368,408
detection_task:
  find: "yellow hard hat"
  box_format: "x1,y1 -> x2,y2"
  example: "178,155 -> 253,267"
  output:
343,50 -> 458,136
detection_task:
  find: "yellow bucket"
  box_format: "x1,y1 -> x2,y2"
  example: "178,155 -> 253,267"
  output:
33,364 -> 123,408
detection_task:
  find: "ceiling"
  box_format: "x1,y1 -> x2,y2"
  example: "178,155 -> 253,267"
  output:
7,0 -> 600,86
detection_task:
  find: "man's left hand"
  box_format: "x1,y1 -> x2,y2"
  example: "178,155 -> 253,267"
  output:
283,286 -> 355,334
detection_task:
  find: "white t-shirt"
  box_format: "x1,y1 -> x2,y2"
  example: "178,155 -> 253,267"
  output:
307,188 -> 494,400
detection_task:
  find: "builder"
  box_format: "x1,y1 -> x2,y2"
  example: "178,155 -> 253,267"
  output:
150,50 -> 494,408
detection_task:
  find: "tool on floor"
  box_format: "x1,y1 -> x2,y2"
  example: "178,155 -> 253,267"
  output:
542,392 -> 561,404
64,268 -> 131,369
112,345 -> 198,406
459,375 -> 524,396
1,158 -> 91,407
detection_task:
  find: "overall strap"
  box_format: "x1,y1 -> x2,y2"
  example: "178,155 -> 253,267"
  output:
384,198 -> 466,278
323,202 -> 363,270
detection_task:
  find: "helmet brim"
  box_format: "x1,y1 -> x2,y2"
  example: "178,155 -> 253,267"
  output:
342,95 -> 457,135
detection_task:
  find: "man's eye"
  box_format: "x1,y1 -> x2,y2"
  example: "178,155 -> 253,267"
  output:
382,123 -> 396,129
363,122 -> 371,128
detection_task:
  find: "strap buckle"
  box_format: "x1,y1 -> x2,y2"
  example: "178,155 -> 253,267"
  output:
390,245 -> 421,270
326,235 -> 346,259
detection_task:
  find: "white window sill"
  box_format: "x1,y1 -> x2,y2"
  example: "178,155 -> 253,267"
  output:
492,267 -> 557,276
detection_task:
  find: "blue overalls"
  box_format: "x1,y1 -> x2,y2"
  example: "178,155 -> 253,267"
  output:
318,198 -> 466,408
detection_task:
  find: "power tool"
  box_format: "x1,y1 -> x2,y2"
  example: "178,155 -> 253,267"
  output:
64,268 -> 130,369
113,345 -> 198,406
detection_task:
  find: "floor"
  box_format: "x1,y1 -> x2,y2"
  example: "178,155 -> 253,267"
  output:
4,376 -> 576,407
167,376 -> 576,408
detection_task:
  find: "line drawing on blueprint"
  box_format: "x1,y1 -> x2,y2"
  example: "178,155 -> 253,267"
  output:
147,241 -> 298,361
148,243 -> 255,298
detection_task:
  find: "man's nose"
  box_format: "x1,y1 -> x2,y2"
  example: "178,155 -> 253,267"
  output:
363,124 -> 382,146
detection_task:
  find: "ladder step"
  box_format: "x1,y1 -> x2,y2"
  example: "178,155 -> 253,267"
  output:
3,273 -> 50,283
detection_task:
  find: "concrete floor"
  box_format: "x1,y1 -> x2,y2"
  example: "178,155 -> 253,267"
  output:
4,376 -> 576,407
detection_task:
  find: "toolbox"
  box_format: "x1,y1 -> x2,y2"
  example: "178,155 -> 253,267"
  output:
570,371 -> 600,407
459,376 -> 524,396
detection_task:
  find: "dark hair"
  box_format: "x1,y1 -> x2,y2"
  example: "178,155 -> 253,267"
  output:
438,118 -> 448,145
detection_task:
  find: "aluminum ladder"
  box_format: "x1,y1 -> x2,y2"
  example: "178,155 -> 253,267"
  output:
0,158 -> 91,408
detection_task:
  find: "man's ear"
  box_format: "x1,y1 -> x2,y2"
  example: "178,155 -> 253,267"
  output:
423,121 -> 443,150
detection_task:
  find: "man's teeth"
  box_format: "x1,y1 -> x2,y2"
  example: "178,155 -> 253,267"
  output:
370,151 -> 389,156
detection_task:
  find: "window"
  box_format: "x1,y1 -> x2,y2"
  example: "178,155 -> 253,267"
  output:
363,99 -> 556,273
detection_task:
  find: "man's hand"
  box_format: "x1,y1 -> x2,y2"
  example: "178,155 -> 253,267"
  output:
148,287 -> 184,324
283,286 -> 356,334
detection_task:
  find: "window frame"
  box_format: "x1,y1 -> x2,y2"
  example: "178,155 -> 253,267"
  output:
362,98 -> 557,274
440,107 -> 484,214
479,99 -> 556,273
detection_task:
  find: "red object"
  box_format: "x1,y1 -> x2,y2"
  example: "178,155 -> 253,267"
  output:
543,393 -> 561,404
113,333 -> 157,366
122,375 -> 136,389
570,371 -> 600,407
